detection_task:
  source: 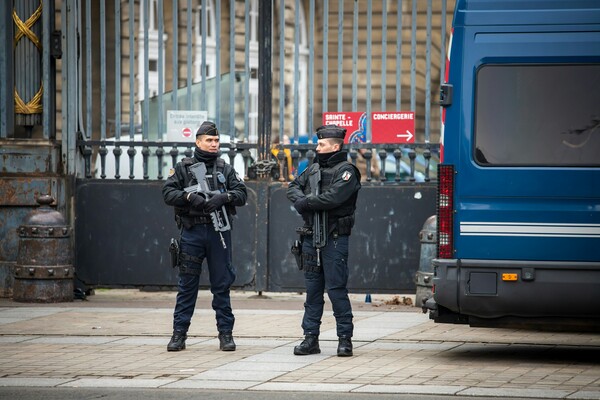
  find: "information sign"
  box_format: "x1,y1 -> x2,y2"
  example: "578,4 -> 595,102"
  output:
371,111 -> 415,144
166,110 -> 208,142
323,112 -> 367,143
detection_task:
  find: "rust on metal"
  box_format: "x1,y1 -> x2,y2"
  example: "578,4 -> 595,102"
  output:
13,194 -> 73,303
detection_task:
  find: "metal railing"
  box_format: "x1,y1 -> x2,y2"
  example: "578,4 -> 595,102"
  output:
79,138 -> 439,183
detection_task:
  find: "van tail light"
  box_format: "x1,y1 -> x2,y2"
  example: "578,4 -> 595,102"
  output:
437,164 -> 454,259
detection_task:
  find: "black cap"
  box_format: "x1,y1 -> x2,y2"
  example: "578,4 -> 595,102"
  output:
316,124 -> 346,140
196,121 -> 219,137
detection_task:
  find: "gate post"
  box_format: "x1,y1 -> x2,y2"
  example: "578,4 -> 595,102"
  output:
0,1 -> 67,298
257,0 -> 272,160
253,0 -> 273,292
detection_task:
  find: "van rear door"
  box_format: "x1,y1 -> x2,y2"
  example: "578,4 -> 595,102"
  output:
454,30 -> 600,263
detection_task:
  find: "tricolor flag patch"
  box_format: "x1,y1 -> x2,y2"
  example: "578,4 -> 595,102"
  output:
341,171 -> 352,181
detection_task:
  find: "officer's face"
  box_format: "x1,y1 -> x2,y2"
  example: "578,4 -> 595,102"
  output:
196,135 -> 220,153
316,139 -> 340,154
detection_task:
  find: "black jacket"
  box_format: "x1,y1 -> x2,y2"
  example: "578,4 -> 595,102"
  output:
162,153 -> 247,216
287,151 -> 361,223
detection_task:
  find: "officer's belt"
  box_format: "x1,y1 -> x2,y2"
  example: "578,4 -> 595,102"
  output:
181,215 -> 212,225
297,227 -> 344,238
297,216 -> 352,237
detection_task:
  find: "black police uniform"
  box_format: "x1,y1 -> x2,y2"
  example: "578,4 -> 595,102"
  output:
286,125 -> 361,357
162,121 -> 247,352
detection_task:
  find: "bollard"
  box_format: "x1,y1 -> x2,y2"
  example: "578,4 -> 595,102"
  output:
414,215 -> 436,308
13,195 -> 74,302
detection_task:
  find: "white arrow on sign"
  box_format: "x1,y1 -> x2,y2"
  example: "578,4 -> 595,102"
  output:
396,130 -> 413,141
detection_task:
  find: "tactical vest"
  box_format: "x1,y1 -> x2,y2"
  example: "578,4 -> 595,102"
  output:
181,157 -> 226,190
307,161 -> 359,220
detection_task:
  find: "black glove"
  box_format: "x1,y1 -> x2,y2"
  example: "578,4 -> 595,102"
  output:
205,192 -> 229,213
294,197 -> 310,214
187,193 -> 206,210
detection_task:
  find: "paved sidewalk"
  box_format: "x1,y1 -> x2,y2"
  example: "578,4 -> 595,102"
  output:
0,290 -> 598,399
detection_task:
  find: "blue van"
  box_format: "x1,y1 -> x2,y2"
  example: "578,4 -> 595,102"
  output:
426,0 -> 600,330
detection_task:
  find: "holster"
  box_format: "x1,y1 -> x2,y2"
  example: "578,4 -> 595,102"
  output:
335,215 -> 355,235
291,239 -> 303,271
169,238 -> 180,268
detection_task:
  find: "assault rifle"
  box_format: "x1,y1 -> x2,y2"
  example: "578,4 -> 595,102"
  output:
309,167 -> 327,266
184,162 -> 231,249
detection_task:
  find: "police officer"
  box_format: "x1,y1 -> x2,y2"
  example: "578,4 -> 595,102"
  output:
162,121 -> 247,352
287,124 -> 361,357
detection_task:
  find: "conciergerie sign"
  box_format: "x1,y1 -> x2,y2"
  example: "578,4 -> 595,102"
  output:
371,111 -> 415,144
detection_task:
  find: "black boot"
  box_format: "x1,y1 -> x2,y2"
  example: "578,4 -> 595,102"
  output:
218,332 -> 236,351
337,337 -> 353,357
167,331 -> 187,352
293,335 -> 320,355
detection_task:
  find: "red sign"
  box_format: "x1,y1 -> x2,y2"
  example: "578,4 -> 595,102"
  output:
181,127 -> 193,138
371,112 -> 415,144
323,112 -> 367,143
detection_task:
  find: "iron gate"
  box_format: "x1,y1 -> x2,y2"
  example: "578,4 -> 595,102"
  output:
1,0 -> 452,295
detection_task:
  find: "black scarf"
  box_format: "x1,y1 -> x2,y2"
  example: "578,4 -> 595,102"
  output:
317,151 -> 347,168
194,148 -> 218,165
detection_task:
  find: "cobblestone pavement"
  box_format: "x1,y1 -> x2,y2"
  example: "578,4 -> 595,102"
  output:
0,290 -> 598,399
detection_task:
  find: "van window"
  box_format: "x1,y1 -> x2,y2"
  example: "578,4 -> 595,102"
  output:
474,64 -> 600,166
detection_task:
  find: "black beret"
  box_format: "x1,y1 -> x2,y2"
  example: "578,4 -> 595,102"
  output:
316,124 -> 346,140
196,121 -> 219,136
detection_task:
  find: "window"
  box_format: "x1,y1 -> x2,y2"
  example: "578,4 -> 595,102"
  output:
194,0 -> 217,80
137,0 -> 167,100
474,64 -> 600,166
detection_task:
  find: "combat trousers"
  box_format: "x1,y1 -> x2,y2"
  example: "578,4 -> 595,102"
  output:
301,234 -> 354,338
173,223 -> 236,334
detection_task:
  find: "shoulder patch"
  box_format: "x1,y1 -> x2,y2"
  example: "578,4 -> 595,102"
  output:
235,172 -> 244,182
341,170 -> 352,181
168,168 -> 175,177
